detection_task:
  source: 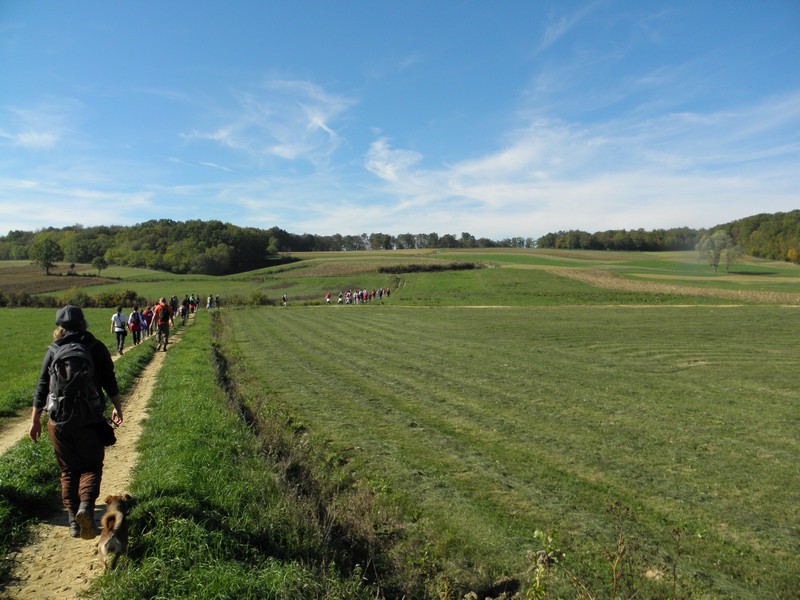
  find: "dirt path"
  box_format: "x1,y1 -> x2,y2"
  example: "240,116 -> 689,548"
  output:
2,326 -> 187,600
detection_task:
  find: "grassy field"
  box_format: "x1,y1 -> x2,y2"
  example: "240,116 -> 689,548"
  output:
223,304 -> 799,597
1,250 -> 799,598
6,249 -> 800,307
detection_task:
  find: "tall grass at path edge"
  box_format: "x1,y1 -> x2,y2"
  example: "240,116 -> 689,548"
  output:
93,310 -> 377,599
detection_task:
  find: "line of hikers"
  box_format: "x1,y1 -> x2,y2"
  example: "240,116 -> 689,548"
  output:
111,294 -> 222,355
325,288 -> 391,305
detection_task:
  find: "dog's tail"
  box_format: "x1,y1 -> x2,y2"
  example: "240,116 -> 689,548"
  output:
103,512 -> 124,534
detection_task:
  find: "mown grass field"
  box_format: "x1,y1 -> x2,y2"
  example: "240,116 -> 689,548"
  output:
224,304 -> 799,597
1,250 -> 799,598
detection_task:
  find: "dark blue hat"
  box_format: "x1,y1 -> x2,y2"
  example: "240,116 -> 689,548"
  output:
55,305 -> 85,329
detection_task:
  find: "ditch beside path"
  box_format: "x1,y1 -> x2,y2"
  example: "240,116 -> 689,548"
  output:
2,324 -> 189,600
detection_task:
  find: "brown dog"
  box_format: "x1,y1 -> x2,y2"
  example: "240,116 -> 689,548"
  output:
97,493 -> 132,570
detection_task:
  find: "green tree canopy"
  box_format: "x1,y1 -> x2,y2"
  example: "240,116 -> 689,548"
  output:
697,230 -> 737,273
29,237 -> 64,275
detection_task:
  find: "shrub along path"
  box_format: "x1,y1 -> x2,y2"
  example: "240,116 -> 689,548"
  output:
3,325 -> 188,599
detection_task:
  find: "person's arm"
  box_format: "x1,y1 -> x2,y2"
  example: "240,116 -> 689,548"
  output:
29,406 -> 44,442
108,394 -> 123,425
30,349 -> 52,443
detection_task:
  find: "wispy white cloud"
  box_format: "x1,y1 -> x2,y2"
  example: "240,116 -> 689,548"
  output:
0,101 -> 78,150
533,2 -> 601,56
0,175 -> 154,230
199,161 -> 232,172
0,130 -> 58,149
364,138 -> 423,182
182,78 -> 356,166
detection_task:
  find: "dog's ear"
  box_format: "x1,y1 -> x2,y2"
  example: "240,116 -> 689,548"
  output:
105,495 -> 114,504
124,493 -> 133,502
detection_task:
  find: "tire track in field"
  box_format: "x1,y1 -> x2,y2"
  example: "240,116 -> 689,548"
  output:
2,321 -> 191,600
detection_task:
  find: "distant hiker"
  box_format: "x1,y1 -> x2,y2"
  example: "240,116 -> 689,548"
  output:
142,305 -> 154,337
282,293 -> 288,307
29,305 -> 123,540
153,297 -> 174,351
207,294 -> 213,310
128,305 -> 142,346
110,306 -> 128,356
325,292 -> 331,304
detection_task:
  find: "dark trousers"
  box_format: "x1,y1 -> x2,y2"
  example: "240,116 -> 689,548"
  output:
48,420 -> 104,514
115,330 -> 126,352
157,323 -> 170,347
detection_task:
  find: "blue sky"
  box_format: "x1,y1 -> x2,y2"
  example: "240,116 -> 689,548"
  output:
1,1 -> 799,240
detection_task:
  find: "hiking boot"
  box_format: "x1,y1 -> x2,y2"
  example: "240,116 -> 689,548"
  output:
68,511 -> 80,538
75,502 -> 97,540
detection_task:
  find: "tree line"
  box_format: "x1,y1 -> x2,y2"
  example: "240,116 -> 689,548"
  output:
2,211 -> 799,276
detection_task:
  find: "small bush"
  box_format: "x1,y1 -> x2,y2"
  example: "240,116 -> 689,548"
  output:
60,287 -> 91,308
378,261 -> 479,274
93,289 -> 144,308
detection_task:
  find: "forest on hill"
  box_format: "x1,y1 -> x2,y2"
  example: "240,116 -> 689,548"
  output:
538,210 -> 800,261
1,211 -> 798,276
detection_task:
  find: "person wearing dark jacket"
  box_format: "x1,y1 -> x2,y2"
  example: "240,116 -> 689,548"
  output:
29,305 -> 124,540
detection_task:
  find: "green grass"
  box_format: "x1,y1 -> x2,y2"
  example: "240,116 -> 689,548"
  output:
225,304 -> 800,598
94,311 -> 376,599
392,266 -> 740,306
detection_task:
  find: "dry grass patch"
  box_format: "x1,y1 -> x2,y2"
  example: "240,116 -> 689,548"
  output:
549,267 -> 800,304
0,263 -> 117,295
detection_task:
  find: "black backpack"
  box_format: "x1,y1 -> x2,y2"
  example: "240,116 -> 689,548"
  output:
45,341 -> 104,427
158,306 -> 170,324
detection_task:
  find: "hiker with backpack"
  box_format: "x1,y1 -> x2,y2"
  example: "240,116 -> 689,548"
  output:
153,297 -> 174,351
128,304 -> 143,346
110,306 -> 128,356
29,305 -> 123,540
